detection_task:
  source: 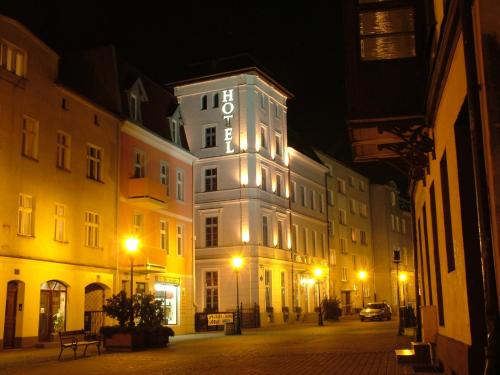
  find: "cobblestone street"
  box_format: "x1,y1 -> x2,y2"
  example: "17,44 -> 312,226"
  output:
0,318 -> 413,375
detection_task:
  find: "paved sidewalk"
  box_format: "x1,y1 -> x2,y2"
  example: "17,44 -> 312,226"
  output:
0,319 -> 414,375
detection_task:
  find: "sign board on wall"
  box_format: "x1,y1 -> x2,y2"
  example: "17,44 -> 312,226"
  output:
207,313 -> 234,326
222,89 -> 235,154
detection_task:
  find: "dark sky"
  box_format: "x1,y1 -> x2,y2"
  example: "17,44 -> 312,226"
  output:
1,1 -> 409,191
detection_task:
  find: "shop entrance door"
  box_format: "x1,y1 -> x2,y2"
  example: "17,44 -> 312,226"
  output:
3,282 -> 18,348
341,291 -> 351,315
38,290 -> 51,341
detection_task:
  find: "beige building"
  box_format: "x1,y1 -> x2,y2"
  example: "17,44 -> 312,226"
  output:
370,183 -> 415,314
0,15 -> 121,349
315,151 -> 373,313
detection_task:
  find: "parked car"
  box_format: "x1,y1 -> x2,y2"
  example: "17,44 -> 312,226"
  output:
359,302 -> 392,321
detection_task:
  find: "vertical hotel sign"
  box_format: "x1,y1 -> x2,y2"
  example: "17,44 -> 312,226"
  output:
222,89 -> 235,154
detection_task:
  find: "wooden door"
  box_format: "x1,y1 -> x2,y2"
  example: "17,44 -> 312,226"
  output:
38,290 -> 51,341
3,282 -> 18,348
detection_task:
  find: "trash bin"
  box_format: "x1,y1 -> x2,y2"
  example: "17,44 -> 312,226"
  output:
224,322 -> 235,335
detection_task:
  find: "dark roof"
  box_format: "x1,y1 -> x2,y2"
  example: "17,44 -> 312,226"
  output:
58,45 -> 190,151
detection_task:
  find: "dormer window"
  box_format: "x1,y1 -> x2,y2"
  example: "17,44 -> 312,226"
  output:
0,40 -> 27,77
171,120 -> 179,145
130,93 -> 139,121
127,78 -> 148,123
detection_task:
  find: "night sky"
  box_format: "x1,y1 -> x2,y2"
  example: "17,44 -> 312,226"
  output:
1,1 -> 409,192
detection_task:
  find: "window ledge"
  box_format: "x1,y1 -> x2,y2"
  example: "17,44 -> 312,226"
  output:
56,166 -> 71,173
0,68 -> 27,88
86,177 -> 105,184
17,233 -> 34,239
21,154 -> 39,162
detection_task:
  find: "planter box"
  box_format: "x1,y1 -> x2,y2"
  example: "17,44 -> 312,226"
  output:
103,332 -> 145,351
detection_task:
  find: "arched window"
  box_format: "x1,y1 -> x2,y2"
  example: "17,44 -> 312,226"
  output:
212,93 -> 219,108
201,95 -> 208,110
39,280 -> 67,341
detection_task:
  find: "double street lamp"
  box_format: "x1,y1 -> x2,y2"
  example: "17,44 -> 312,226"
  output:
313,268 -> 324,326
231,256 -> 243,335
358,270 -> 367,308
125,237 -> 140,327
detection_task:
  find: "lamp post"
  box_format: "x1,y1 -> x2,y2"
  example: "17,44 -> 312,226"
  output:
125,237 -> 139,327
358,270 -> 367,308
399,272 -> 407,307
393,249 -> 404,336
313,268 -> 324,326
231,256 -> 243,334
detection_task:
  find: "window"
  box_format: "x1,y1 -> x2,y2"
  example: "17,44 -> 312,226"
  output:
300,186 -> 306,206
351,227 -> 357,243
341,267 -> 348,282
212,93 -> 219,108
292,224 -> 298,250
310,190 -> 315,210
339,209 -> 347,225
360,230 -> 367,245
337,178 -> 346,194
86,144 -> 102,182
18,194 -> 33,236
349,199 -> 357,214
260,126 -> 267,149
56,131 -> 71,170
328,190 -> 334,206
205,271 -> 219,311
280,272 -> 286,307
204,168 -> 217,192
312,231 -> 317,256
265,270 -> 272,309
328,220 -> 334,236
160,161 -> 169,195
359,180 -> 366,192
170,120 -> 179,145
353,255 -> 357,269
205,217 -> 218,247
0,40 -> 26,77
274,102 -> 280,118
396,216 -> 400,232
302,227 -> 308,254
176,225 -> 184,256
204,126 -> 216,148
136,282 -> 146,296
402,218 -> 406,234
54,203 -> 66,242
133,213 -> 144,236
133,150 -> 145,178
291,181 -> 297,203
84,211 -> 100,248
390,191 -> 397,207
327,164 -> 333,176
275,134 -> 282,156
130,93 -> 139,121
262,216 -> 269,247
349,176 -> 355,187
319,194 -> 324,214
331,249 -> 337,266
176,169 -> 184,201
391,214 -> 395,230
359,7 -> 416,61
277,220 -> 284,249
259,92 -> 265,109
340,238 -> 347,254
261,167 -> 267,190
320,234 -> 326,258
160,220 -> 168,252
201,95 -> 208,110
22,116 -> 38,159
360,203 -> 368,217
276,174 -> 282,196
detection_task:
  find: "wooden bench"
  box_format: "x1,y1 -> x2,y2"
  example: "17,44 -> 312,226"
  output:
58,330 -> 101,360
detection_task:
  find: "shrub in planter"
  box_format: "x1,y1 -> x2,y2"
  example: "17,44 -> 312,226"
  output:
293,306 -> 303,321
103,290 -> 132,327
323,298 -> 342,321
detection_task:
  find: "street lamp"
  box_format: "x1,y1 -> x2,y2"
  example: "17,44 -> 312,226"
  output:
358,270 -> 367,308
231,256 -> 243,334
125,237 -> 139,327
313,268 -> 324,326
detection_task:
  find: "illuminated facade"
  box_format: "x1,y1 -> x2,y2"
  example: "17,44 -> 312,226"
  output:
314,151 -> 374,313
175,69 -> 328,324
0,15 -> 120,348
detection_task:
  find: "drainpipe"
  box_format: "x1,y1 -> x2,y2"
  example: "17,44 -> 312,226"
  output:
410,188 -> 422,342
324,171 -> 332,299
460,1 -> 499,372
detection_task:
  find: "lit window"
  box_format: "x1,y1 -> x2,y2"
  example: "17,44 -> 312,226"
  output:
0,40 -> 27,77
22,116 -> 38,159
204,168 -> 217,192
176,225 -> 184,256
359,7 -> 416,61
205,217 -> 218,247
18,193 -> 33,236
133,150 -> 145,178
84,211 -> 100,248
160,220 -> 168,252
86,144 -> 102,182
204,126 -> 216,148
176,169 -> 184,201
56,131 -> 71,170
54,203 -> 66,242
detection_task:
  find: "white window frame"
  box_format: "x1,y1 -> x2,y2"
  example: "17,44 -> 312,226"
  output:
22,115 -> 38,160
341,267 -> 348,282
340,237 -> 347,254
130,93 -> 139,122
176,224 -> 184,256
18,193 -> 33,236
0,40 -> 27,77
265,269 -> 272,309
54,203 -> 66,242
84,211 -> 100,248
160,219 -> 168,253
133,150 -> 145,178
204,167 -> 218,192
203,125 -> 217,148
56,131 -> 71,170
86,144 -> 103,182
160,160 -> 169,195
205,216 -> 219,247
176,168 -> 185,201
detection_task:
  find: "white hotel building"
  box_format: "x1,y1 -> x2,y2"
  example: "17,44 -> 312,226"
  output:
174,69 -> 328,324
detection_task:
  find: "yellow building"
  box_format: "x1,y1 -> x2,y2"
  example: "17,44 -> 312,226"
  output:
0,15 -> 121,348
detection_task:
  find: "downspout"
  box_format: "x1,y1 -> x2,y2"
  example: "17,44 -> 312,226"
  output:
324,171 -> 332,299
460,1 -> 499,372
192,158 -> 197,314
410,182 -> 422,342
115,121 -> 122,295
288,161 -> 295,312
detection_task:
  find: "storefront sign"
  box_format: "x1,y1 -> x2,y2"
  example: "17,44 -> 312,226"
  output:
222,89 -> 235,154
207,313 -> 234,326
